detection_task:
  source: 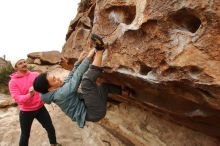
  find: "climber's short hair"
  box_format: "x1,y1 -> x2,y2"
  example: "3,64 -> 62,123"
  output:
33,73 -> 50,94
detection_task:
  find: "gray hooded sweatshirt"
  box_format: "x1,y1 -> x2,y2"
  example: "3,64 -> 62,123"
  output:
40,58 -> 90,128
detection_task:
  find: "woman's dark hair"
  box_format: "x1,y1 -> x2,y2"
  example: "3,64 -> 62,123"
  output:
33,73 -> 50,94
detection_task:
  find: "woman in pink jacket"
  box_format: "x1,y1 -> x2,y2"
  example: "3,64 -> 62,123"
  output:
9,59 -> 61,146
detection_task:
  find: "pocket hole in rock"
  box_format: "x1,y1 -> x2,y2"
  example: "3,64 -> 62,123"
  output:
170,8 -> 201,33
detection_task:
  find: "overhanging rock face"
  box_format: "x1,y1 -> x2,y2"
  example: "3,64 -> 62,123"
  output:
62,0 -> 220,138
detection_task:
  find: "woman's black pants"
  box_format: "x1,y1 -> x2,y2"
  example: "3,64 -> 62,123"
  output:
19,106 -> 56,146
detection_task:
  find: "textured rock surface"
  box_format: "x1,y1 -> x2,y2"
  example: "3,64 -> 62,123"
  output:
0,102 -> 219,146
0,98 -> 16,108
28,51 -> 62,65
102,102 -> 220,146
0,94 -> 16,108
27,64 -> 69,74
62,0 -> 220,139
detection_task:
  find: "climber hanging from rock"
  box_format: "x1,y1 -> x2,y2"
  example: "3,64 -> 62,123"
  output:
33,34 -> 131,128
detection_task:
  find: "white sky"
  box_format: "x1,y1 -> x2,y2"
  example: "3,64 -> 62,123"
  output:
0,0 -> 81,64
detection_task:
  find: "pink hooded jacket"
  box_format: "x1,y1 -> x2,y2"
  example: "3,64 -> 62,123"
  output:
9,71 -> 44,111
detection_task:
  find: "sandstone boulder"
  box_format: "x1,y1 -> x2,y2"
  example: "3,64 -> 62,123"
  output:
27,64 -> 69,75
33,58 -> 41,65
26,57 -> 34,64
28,51 -> 61,65
61,0 -> 220,138
0,96 -> 16,108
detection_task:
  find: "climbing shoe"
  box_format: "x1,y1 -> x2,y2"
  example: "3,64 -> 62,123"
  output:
91,33 -> 105,51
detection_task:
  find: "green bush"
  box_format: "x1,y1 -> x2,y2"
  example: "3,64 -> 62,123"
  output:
0,64 -> 14,94
28,65 -> 35,71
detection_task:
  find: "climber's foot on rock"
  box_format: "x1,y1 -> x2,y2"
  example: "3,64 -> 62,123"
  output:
91,34 -> 105,51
